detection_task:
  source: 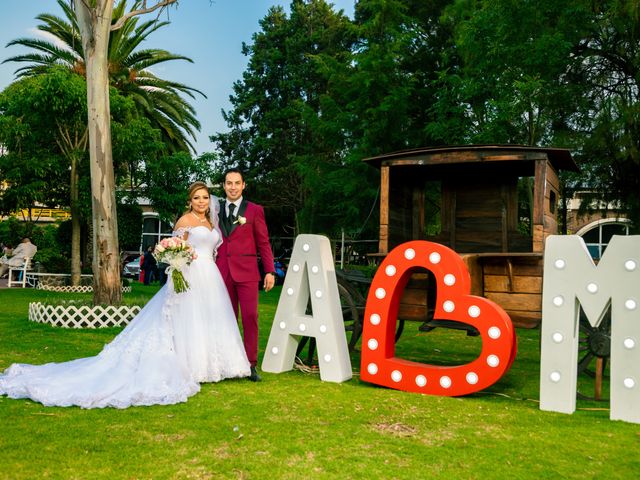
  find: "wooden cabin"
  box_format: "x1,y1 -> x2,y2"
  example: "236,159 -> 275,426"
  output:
363,145 -> 579,328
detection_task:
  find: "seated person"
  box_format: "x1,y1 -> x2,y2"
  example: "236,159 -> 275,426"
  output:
0,243 -> 13,263
0,238 -> 37,278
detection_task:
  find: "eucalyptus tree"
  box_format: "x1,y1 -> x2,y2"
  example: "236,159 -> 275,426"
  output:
3,0 -> 193,304
5,0 -> 202,153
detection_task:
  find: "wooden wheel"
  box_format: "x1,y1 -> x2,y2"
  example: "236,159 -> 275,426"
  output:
338,282 -> 363,351
577,308 -> 610,401
294,280 -> 364,367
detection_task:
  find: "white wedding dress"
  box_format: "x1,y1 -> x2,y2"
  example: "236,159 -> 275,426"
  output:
0,226 -> 250,408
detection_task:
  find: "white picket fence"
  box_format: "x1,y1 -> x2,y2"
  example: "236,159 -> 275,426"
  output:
36,284 -> 132,293
29,302 -> 141,328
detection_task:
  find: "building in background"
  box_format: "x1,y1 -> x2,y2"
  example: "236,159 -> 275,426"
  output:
565,191 -> 632,260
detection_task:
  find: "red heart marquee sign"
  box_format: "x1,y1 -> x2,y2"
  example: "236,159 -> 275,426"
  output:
360,241 -> 517,395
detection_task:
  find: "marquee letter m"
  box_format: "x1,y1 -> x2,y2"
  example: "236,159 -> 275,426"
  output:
540,235 -> 640,424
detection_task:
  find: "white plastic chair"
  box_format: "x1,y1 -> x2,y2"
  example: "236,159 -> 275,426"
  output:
7,257 -> 33,288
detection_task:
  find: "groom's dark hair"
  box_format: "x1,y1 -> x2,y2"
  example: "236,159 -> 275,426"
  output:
223,167 -> 245,182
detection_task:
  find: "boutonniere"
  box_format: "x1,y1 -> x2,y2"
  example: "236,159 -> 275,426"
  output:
233,215 -> 247,225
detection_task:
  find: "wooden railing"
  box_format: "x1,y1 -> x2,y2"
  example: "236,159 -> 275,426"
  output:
15,208 -> 71,220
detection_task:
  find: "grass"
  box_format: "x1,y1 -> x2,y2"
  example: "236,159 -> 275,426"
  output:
0,283 -> 638,479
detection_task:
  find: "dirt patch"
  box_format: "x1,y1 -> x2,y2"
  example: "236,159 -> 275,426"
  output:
153,433 -> 187,442
372,422 -> 418,437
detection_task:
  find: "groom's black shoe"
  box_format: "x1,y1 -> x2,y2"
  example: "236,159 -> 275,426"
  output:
249,366 -> 262,382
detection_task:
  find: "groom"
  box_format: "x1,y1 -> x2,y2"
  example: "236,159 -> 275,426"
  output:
216,168 -> 276,382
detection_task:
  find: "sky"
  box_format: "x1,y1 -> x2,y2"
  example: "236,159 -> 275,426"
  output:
0,0 -> 355,155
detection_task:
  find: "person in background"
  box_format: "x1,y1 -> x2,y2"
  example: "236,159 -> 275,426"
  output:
0,243 -> 13,264
157,259 -> 168,286
0,238 -> 37,278
142,245 -> 158,285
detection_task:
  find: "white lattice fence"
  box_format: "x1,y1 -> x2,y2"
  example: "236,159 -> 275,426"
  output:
29,302 -> 141,328
36,284 -> 132,293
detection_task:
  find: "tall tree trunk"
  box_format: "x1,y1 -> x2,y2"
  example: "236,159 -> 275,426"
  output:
70,153 -> 81,286
75,1 -> 122,305
56,125 -> 87,287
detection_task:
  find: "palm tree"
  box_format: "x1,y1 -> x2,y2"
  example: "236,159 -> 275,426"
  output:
3,0 -> 203,153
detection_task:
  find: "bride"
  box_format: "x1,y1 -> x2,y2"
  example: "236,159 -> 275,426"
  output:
0,182 -> 251,408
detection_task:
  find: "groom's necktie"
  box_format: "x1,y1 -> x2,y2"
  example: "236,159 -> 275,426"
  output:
228,203 -> 236,220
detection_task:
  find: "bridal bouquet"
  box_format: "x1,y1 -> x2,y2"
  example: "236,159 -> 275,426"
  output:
154,237 -> 197,293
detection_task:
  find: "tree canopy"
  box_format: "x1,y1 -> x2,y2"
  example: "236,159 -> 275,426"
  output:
0,68 -> 84,217
213,0 -> 640,233
5,0 -> 202,153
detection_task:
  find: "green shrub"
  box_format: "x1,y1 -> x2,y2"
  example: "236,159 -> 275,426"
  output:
0,219 -> 70,272
55,219 -> 73,256
0,217 -> 26,246
117,202 -> 143,251
32,248 -> 70,273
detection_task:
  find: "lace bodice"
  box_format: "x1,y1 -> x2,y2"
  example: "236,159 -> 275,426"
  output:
173,225 -> 221,260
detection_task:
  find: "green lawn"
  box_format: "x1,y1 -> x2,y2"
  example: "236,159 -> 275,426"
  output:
0,284 -> 638,479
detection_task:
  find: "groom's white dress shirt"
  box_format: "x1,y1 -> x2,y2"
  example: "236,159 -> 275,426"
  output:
226,197 -> 243,217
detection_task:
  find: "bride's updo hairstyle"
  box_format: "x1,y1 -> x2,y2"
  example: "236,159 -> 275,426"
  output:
186,181 -> 211,219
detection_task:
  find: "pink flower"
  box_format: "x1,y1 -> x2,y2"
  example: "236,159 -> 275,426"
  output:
153,235 -> 197,293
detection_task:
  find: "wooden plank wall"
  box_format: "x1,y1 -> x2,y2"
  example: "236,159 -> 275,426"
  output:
543,161 -> 560,242
412,187 -> 425,241
454,184 -> 503,252
442,178 -> 520,253
379,166 -> 390,254
398,273 -> 430,321
388,171 -> 416,250
533,159 -> 560,252
482,256 -> 543,328
394,257 -> 543,328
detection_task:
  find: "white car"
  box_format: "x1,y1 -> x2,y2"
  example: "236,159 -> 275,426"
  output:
122,255 -> 142,278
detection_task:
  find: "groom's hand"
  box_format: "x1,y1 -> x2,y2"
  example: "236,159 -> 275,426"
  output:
263,272 -> 275,292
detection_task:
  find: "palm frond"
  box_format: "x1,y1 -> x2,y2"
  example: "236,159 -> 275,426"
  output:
4,0 -> 202,153
134,73 -> 206,99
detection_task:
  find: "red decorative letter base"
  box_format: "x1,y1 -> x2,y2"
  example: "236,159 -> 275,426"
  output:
360,241 -> 517,396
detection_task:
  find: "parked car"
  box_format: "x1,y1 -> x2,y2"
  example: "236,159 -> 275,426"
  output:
122,255 -> 142,278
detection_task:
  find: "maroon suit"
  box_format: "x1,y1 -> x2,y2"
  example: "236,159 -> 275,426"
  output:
216,199 -> 274,366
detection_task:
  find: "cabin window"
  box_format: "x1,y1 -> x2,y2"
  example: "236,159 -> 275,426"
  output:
424,181 -> 441,236
549,190 -> 556,214
517,177 -> 533,236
